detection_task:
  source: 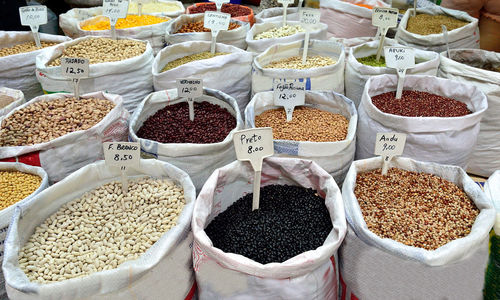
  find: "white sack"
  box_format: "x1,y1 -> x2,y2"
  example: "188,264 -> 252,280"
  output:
485,171 -> 500,234
59,7 -> 103,38
129,88 -> 243,191
2,159 -> 196,300
252,39 -> 345,95
153,41 -> 253,116
356,74 -> 487,169
345,39 -> 440,107
438,49 -> 500,177
254,7 -> 300,23
35,36 -> 154,113
0,91 -> 129,183
246,21 -> 328,53
395,6 -> 480,52
0,32 -> 70,100
0,163 -> 48,300
165,14 -> 249,49
245,90 -> 357,184
340,156 -> 495,299
0,88 -> 24,117
127,0 -> 185,18
193,157 -> 347,299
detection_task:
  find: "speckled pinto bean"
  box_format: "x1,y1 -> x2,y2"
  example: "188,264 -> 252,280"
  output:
176,20 -> 241,33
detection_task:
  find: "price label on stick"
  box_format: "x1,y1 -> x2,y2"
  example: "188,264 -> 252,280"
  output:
177,78 -> 203,122
103,0 -> 129,39
374,132 -> 407,175
211,0 -> 229,11
103,142 -> 140,193
233,128 -> 274,211
273,78 -> 305,122
277,0 -> 294,26
61,57 -> 89,100
372,7 -> 398,61
19,6 -> 48,48
384,46 -> 415,99
204,11 -> 230,54
299,9 -> 320,64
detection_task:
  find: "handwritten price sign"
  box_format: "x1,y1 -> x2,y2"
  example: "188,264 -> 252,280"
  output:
372,7 -> 398,28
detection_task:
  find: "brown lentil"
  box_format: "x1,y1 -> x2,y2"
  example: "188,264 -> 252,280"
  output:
357,55 -> 387,67
264,55 -> 336,69
47,38 -> 146,66
0,97 -> 115,147
406,13 -> 469,35
161,52 -> 229,72
0,41 -> 58,57
175,21 -> 241,33
254,25 -> 305,40
371,90 -> 471,117
0,95 -> 15,109
355,168 -> 479,250
254,106 -> 349,142
0,170 -> 42,210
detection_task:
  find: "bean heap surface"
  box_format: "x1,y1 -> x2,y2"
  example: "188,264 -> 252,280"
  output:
81,14 -> 168,30
0,97 -> 114,147
407,13 -> 469,35
128,1 -> 181,14
19,177 -> 185,283
0,95 -> 15,109
255,106 -> 349,142
137,101 -> 235,144
0,171 -> 41,210
254,25 -> 305,40
264,55 -> 336,69
205,185 -> 332,264
371,90 -> 471,117
48,38 -> 146,66
176,21 -> 241,33
0,41 -> 58,57
189,3 -> 251,17
355,168 -> 479,250
357,55 -> 387,67
452,58 -> 500,73
161,52 -> 229,72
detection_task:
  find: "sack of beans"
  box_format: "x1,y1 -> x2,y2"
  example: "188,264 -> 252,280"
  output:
438,49 -> 500,177
0,91 -> 129,183
319,0 -> 390,38
254,7 -> 300,23
0,163 -> 48,300
129,88 -> 243,191
246,21 -> 328,53
252,39 -> 345,95
395,6 -> 479,52
128,0 -> 185,17
0,88 -> 24,117
36,36 -> 153,113
193,157 -> 347,299
186,3 -> 255,25
484,170 -> 500,300
0,32 -> 70,100
165,14 -> 249,50
340,156 -> 496,299
153,41 -> 253,116
245,90 -> 357,184
345,39 -> 440,107
355,74 -> 488,169
2,159 -> 197,300
59,7 -> 103,38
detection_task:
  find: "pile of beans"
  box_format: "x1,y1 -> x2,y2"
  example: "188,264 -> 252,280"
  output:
357,55 -> 386,67
0,170 -> 42,211
188,3 -> 251,18
81,14 -> 169,30
48,38 -> 146,66
176,21 -> 241,33
19,177 -> 185,283
161,52 -> 229,72
354,168 -> 479,250
407,13 -> 469,35
254,25 -> 305,40
128,1 -> 181,14
205,185 -> 332,264
452,58 -> 500,73
264,55 -> 336,69
0,41 -> 58,57
371,90 -> 471,117
0,94 -> 15,109
0,97 -> 114,147
255,106 -> 349,142
137,101 -> 235,144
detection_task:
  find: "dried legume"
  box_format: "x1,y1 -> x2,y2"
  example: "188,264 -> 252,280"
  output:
0,41 -> 58,57
264,55 -> 336,69
0,97 -> 114,147
452,57 -> 500,73
407,13 -> 469,35
81,14 -> 169,30
128,1 -> 181,14
355,168 -> 479,250
357,55 -> 386,67
176,20 -> 241,33
255,106 -> 349,142
137,101 -> 235,144
19,177 -> 185,283
161,52 -> 229,72
47,38 -> 146,66
206,184 -> 332,264
0,171 -> 41,210
189,3 -> 252,18
254,25 -> 305,40
371,90 -> 471,117
0,95 -> 15,109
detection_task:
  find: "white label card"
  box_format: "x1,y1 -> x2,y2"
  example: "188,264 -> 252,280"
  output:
103,0 -> 129,25
19,6 -> 47,27
177,78 -> 203,99
204,11 -> 231,32
375,132 -> 407,174
273,78 -> 305,122
277,0 -> 294,6
384,47 -> 415,70
61,57 -> 90,78
103,142 -> 140,171
212,0 -> 229,11
372,7 -> 398,29
300,8 -> 321,27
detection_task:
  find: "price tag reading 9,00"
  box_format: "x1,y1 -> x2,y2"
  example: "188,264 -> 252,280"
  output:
372,7 -> 399,29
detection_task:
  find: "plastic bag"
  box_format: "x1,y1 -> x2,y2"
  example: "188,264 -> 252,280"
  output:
0,88 -> 24,117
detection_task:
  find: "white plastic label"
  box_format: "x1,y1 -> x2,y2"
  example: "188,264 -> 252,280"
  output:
61,57 -> 89,78
375,132 -> 407,175
177,78 -> 203,98
300,8 -> 321,27
273,79 -> 305,122
103,142 -> 140,170
103,0 -> 129,25
384,47 -> 415,69
19,6 -> 47,27
204,11 -> 231,32
277,0 -> 294,6
212,0 -> 229,11
372,7 -> 398,28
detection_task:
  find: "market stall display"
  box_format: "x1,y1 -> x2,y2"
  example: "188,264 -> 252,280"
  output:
128,0 -> 185,17
186,2 -> 255,25
0,88 -> 24,117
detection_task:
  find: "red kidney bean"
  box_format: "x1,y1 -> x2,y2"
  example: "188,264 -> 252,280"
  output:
371,90 -> 471,117
137,101 -> 236,144
189,3 -> 251,18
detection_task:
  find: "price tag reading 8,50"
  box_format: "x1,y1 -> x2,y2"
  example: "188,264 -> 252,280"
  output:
103,0 -> 129,25
103,142 -> 140,171
372,7 -> 398,29
273,78 -> 305,122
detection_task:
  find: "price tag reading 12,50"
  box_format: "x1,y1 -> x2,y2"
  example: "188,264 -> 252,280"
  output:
204,11 -> 230,54
273,78 -> 305,122
61,57 -> 89,100
19,6 -> 48,48
177,78 -> 203,121
384,46 -> 415,99
103,0 -> 129,39
103,142 -> 140,193
374,132 -> 407,175
233,128 -> 274,211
